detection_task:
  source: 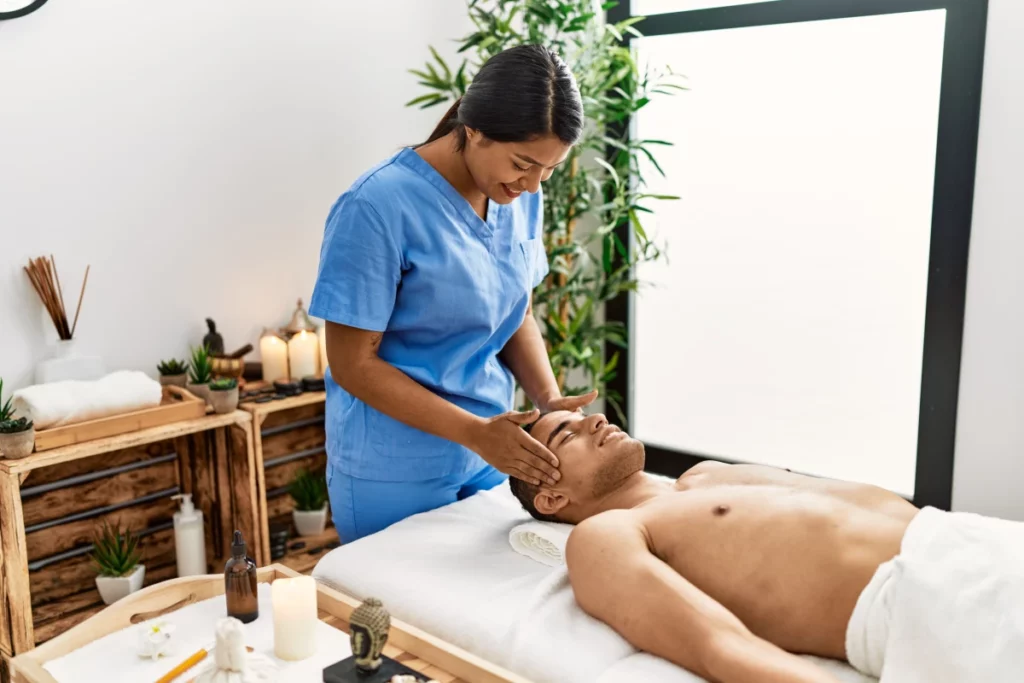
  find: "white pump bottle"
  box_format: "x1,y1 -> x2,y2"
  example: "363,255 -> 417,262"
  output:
172,493 -> 207,576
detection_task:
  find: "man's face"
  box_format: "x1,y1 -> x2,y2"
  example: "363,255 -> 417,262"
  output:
529,411 -> 646,508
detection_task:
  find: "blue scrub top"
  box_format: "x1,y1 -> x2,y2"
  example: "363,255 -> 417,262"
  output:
309,148 -> 549,482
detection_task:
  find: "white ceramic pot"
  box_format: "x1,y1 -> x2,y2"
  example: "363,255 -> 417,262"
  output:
95,564 -> 145,605
36,339 -> 105,384
208,387 -> 239,415
293,507 -> 328,537
0,428 -> 35,459
159,374 -> 187,388
186,382 -> 210,404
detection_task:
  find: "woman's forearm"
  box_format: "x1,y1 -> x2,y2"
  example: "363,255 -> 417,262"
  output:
331,351 -> 482,450
500,308 -> 561,409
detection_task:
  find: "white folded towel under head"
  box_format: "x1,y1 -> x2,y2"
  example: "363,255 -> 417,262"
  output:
13,370 -> 163,430
509,521 -> 574,567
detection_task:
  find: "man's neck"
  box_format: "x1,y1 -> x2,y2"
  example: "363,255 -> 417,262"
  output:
573,472 -> 673,522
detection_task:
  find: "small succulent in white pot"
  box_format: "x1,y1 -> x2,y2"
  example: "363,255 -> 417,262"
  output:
0,379 -> 34,459
207,377 -> 239,415
290,468 -> 329,537
157,358 -> 189,388
91,520 -> 145,605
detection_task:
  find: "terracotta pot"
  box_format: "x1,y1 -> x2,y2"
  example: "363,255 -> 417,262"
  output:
293,506 -> 328,537
208,387 -> 239,414
95,564 -> 145,605
0,427 -> 35,459
159,373 -> 187,388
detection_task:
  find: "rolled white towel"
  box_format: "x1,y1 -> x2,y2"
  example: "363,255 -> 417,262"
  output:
13,370 -> 163,430
509,521 -> 574,567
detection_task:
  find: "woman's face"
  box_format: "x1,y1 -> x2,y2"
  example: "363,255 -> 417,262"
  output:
462,130 -> 572,205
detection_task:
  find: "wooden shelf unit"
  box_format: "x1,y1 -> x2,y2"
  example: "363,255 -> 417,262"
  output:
0,411 -> 261,668
241,392 -> 339,572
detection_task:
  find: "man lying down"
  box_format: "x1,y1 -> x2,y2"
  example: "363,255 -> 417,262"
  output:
511,410 -> 1024,683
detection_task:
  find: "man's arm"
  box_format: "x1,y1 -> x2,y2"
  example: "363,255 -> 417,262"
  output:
565,513 -> 841,683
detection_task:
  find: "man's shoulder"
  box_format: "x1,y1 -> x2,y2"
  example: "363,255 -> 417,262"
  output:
567,508 -> 645,547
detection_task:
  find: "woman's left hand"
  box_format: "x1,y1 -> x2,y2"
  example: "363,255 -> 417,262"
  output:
541,389 -> 599,414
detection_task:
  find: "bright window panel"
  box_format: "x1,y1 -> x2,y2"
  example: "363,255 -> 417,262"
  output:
631,10 -> 946,496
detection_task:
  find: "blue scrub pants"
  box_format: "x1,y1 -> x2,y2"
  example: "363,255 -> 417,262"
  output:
328,463 -> 508,544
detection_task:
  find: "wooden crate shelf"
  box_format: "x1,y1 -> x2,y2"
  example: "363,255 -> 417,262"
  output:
242,391 -> 339,575
0,411 -> 259,668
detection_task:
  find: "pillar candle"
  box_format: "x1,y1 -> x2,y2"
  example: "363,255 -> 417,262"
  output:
288,330 -> 318,380
271,576 -> 317,661
317,325 -> 328,375
260,334 -> 289,383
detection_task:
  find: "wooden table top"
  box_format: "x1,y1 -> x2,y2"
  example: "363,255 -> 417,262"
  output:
10,565 -> 528,683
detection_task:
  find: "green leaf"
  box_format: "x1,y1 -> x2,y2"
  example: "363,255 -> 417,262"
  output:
594,157 -> 620,187
628,208 -> 648,242
405,93 -> 446,107
638,146 -> 666,177
429,46 -> 452,81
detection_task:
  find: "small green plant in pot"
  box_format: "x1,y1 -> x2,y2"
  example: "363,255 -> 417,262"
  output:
289,468 -> 329,537
90,520 -> 145,604
0,379 -> 34,459
157,358 -> 189,388
208,377 -> 239,415
186,344 -> 214,403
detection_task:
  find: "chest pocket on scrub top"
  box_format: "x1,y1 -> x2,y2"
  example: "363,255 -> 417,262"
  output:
517,237 -> 545,290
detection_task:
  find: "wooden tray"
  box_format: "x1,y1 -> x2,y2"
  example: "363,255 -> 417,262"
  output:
10,564 -> 532,683
33,386 -> 208,452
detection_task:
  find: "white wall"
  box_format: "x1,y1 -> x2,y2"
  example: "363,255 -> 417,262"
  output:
951,0 -> 1024,520
0,0 -> 472,390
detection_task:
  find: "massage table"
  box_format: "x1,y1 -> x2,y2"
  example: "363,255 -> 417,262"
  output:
312,485 -> 876,683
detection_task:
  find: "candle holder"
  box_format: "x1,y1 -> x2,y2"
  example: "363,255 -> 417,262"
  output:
323,598 -> 429,683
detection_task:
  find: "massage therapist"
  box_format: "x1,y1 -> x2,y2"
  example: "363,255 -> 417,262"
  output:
309,45 -> 597,543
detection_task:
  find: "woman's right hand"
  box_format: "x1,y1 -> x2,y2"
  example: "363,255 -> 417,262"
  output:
466,409 -> 561,487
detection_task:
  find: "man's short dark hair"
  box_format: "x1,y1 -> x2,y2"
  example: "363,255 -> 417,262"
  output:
509,476 -> 561,523
511,410 -> 560,521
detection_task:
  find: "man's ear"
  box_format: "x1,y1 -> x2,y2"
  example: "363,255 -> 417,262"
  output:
534,489 -> 569,517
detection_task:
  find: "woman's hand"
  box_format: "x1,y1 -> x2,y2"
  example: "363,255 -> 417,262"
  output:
465,409 -> 561,487
541,389 -> 599,414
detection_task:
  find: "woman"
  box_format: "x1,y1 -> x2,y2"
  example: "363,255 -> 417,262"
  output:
309,44 -> 597,542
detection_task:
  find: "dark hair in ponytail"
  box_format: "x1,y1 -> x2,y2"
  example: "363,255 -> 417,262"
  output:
422,44 -> 583,150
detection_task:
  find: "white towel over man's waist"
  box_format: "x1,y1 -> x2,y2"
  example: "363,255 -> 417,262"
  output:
845,506 -> 1024,682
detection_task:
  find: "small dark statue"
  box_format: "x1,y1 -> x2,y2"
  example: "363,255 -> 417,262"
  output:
323,598 -> 432,683
203,318 -> 225,356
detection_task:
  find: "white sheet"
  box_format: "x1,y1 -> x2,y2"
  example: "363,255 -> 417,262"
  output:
313,486 -> 875,683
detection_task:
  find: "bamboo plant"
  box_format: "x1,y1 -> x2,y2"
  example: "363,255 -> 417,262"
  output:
407,0 -> 682,421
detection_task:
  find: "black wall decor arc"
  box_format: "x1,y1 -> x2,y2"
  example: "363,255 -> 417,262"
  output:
604,0 -> 989,511
0,0 -> 49,21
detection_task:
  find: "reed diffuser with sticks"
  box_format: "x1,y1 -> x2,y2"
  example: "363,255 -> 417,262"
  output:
24,255 -> 105,384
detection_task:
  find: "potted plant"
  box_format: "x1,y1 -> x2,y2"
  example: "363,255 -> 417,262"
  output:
187,344 -> 213,402
156,358 -> 189,388
0,379 -> 34,459
289,468 -> 329,537
208,377 -> 239,414
90,520 -> 145,605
